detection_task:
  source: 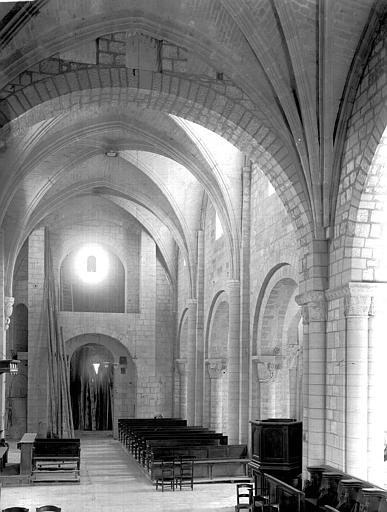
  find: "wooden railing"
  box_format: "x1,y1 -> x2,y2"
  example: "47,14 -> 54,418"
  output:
263,473 -> 304,512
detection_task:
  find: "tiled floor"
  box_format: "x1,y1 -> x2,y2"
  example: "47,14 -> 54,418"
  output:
1,435 -> 239,512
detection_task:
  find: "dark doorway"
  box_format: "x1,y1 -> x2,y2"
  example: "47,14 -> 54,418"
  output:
70,344 -> 113,431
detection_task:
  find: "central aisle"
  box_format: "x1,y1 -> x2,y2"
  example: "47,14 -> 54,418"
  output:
2,435 -> 238,512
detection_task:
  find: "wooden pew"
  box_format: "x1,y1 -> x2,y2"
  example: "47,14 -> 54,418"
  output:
118,417 -> 248,484
139,433 -> 226,464
134,430 -> 227,461
31,438 -> 81,483
150,444 -> 249,482
304,466 -> 387,512
118,418 -> 187,442
127,427 -> 210,456
122,424 -> 206,453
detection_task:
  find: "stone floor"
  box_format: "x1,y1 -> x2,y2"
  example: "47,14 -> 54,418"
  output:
0,434 -> 239,512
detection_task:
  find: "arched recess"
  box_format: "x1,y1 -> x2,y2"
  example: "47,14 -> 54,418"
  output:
204,291 -> 229,432
66,333 -> 135,438
6,303 -> 28,439
60,245 -> 126,313
252,266 -> 300,422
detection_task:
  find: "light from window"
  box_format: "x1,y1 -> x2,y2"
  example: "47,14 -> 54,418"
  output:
215,212 -> 223,240
268,182 -> 275,196
74,244 -> 109,284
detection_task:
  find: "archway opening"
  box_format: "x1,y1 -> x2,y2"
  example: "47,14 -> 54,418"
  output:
70,343 -> 114,431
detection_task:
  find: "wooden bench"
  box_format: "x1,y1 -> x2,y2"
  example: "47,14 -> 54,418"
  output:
31,438 -> 81,483
149,444 -> 249,481
124,425 -> 210,453
118,418 -> 187,442
132,429 -> 227,461
119,417 -> 248,484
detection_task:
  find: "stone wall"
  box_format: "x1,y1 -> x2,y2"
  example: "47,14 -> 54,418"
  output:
324,21 -> 387,477
21,213 -> 175,435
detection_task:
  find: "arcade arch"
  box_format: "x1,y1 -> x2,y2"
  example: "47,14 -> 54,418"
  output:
66,334 -> 136,437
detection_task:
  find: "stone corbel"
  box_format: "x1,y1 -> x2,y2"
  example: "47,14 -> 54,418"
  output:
4,296 -> 14,330
206,358 -> 227,379
254,349 -> 282,383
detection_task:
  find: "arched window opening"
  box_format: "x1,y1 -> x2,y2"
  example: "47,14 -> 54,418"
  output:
60,246 -> 125,313
87,255 -> 96,273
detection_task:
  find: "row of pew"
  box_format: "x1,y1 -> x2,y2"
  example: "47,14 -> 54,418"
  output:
304,465 -> 387,512
252,465 -> 387,512
118,418 -> 249,482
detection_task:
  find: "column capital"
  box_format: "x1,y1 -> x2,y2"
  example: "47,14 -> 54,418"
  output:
253,356 -> 279,383
206,358 -> 227,379
296,291 -> 326,322
175,358 -> 187,375
227,279 -> 240,288
4,296 -> 14,331
343,283 -> 373,317
344,294 -> 371,317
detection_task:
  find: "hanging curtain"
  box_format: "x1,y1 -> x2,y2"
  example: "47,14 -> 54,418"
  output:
70,347 -> 113,431
44,228 -> 74,438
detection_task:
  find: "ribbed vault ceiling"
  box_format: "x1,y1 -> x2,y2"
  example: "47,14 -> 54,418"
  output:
0,0 -> 384,292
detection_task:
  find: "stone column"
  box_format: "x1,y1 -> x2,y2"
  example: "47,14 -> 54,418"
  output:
0,232 -> 6,435
239,165 -> 251,443
28,227 -> 47,434
367,287 -> 387,485
186,299 -> 197,425
3,296 -> 14,434
300,304 -> 309,473
173,363 -> 180,418
344,286 -> 371,480
176,358 -> 187,420
227,279 -> 240,443
207,359 -> 226,432
296,291 -> 326,468
195,230 -> 205,424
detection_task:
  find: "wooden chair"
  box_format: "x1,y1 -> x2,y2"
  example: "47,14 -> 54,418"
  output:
155,457 -> 176,491
175,455 -> 195,490
2,508 -> 29,512
253,495 -> 268,511
235,483 -> 254,511
36,507 -> 61,512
